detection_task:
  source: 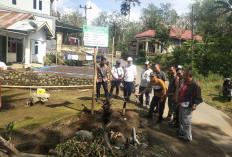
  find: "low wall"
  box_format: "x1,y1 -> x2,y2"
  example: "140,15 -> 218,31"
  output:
0,70 -> 93,86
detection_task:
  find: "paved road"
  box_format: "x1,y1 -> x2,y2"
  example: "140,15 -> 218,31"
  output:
110,57 -> 232,156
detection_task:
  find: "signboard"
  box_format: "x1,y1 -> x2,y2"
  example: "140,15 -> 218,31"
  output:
86,55 -> 93,61
83,25 -> 109,47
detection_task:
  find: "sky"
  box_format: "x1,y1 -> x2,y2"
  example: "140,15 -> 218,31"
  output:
56,0 -> 194,24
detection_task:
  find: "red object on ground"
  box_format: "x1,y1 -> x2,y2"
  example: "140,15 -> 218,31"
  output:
0,84 -> 1,108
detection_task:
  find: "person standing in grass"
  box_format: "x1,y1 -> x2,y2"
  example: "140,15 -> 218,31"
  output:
123,57 -> 137,101
139,61 -> 153,108
137,72 -> 166,123
109,60 -> 124,99
96,57 -> 110,101
178,70 -> 203,141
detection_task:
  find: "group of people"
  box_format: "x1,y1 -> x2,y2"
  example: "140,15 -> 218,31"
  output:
96,56 -> 203,142
96,56 -> 137,101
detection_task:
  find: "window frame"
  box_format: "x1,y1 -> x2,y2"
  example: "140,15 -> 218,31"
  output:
12,0 -> 16,5
39,0 -> 42,10
34,41 -> 39,55
33,0 -> 37,9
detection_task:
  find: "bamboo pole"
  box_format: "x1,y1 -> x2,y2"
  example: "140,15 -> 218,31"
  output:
111,37 -> 114,68
91,47 -> 97,115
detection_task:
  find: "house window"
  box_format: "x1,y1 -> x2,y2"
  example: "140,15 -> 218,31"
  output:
39,0 -> 42,10
33,0 -> 37,9
34,41 -> 39,54
12,0 -> 16,5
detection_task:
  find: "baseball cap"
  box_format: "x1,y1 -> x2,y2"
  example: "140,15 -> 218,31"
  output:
150,72 -> 156,77
127,57 -> 133,61
116,60 -> 121,64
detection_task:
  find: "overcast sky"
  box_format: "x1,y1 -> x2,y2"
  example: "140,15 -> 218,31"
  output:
57,0 -> 194,24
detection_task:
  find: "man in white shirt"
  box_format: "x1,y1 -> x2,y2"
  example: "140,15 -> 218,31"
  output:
139,61 -> 153,108
123,57 -> 137,101
110,60 -> 124,99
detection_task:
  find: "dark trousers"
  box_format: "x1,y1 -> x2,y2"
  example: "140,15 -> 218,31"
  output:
173,107 -> 179,125
96,81 -> 108,98
110,81 -> 120,96
139,86 -> 150,106
168,95 -> 176,116
148,96 -> 166,120
124,81 -> 134,99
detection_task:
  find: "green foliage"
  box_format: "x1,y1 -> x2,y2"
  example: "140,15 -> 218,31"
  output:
141,3 -> 177,30
139,49 -> 147,57
63,60 -> 86,66
46,53 -> 57,64
60,10 -> 84,28
4,121 -> 16,141
55,128 -> 113,157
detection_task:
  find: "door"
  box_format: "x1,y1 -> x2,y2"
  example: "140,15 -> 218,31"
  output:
17,42 -> 23,62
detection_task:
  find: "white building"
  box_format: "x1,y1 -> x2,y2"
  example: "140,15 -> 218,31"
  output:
0,0 -> 57,66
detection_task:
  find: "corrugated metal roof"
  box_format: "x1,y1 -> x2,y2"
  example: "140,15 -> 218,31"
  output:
0,11 -> 32,29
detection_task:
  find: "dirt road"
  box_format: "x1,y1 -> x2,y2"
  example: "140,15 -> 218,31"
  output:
110,57 -> 232,157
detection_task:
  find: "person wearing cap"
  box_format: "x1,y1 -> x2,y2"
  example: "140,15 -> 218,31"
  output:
109,60 -> 124,99
137,72 -> 166,123
123,57 -> 137,101
96,57 -> 110,101
139,61 -> 153,108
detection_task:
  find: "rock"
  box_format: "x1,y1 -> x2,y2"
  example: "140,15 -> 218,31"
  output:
74,130 -> 93,141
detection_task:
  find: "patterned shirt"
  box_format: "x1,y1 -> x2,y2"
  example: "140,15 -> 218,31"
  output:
97,63 -> 109,82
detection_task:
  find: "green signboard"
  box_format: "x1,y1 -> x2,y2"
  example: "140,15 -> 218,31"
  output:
83,25 -> 109,47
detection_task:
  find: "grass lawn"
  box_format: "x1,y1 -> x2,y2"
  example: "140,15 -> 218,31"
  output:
198,77 -> 232,118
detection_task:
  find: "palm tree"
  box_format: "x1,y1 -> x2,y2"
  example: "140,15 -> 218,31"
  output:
120,0 -> 141,20
213,0 -> 232,23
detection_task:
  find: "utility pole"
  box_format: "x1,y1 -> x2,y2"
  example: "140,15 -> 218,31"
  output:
191,5 -> 194,67
80,5 -> 92,25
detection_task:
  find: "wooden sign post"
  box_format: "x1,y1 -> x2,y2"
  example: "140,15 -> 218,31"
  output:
91,47 -> 97,115
111,37 -> 114,68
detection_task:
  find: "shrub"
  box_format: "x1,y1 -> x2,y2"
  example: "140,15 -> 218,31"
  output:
63,60 -> 86,66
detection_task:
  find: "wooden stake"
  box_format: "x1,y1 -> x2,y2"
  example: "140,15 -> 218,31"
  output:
111,37 -> 114,68
91,47 -> 97,115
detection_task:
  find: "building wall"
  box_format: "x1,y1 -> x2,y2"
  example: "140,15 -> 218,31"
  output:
29,29 -> 47,64
0,0 -> 50,15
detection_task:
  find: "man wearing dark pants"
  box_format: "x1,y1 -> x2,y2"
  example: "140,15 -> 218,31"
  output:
166,66 -> 177,121
96,57 -> 109,101
137,72 -> 166,123
178,70 -> 203,141
110,60 -> 124,99
153,63 -> 167,114
123,57 -> 137,101
171,67 -> 184,127
139,61 -> 153,108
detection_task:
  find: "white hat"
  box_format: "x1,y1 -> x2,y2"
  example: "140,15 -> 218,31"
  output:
145,61 -> 150,65
177,65 -> 182,69
127,57 -> 133,61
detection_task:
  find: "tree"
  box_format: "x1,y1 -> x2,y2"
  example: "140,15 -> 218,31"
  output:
60,10 -> 85,28
141,3 -> 177,30
120,0 -> 141,19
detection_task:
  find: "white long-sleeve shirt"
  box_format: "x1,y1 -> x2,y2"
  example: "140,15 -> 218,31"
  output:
140,68 -> 153,87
